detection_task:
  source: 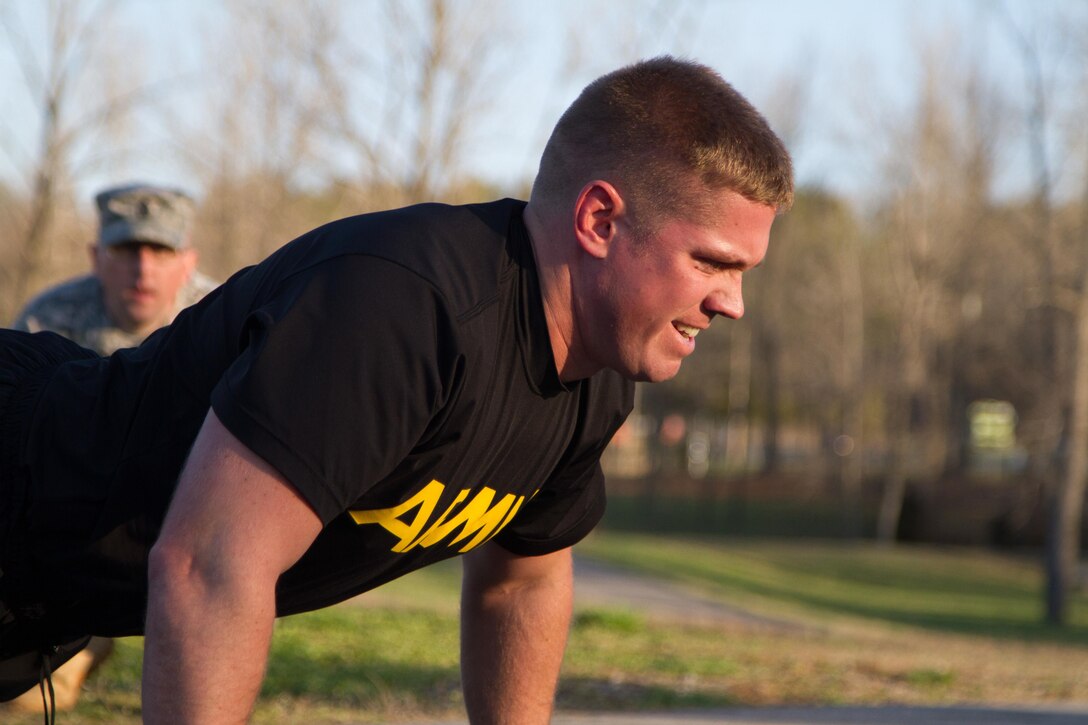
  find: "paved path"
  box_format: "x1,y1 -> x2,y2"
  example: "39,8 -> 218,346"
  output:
405,704 -> 1088,725
571,555 -> 799,630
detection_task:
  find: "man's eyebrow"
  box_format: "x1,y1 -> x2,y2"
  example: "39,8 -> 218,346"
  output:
701,251 -> 763,271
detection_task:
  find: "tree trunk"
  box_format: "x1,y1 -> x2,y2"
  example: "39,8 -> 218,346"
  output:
757,331 -> 780,474
14,172 -> 56,306
1045,255 -> 1088,624
876,469 -> 908,544
726,321 -> 752,472
876,385 -> 914,545
839,225 -> 865,537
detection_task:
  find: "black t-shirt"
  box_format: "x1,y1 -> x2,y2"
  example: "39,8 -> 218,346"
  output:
20,199 -> 633,640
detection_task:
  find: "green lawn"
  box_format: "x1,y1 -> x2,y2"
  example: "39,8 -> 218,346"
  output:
576,532 -> 1088,644
5,534 -> 1087,724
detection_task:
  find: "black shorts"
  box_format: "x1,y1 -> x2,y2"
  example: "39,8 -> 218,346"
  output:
0,329 -> 98,700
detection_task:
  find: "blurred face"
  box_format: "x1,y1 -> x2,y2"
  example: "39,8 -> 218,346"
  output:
574,188 -> 776,382
92,240 -> 196,335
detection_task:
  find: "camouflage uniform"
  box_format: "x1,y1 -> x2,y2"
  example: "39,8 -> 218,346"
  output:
13,271 -> 219,354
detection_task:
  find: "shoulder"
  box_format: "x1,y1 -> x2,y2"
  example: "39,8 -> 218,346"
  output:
21,275 -> 101,309
206,200 -> 527,343
13,275 -> 103,331
179,270 -> 220,306
306,199 -> 527,316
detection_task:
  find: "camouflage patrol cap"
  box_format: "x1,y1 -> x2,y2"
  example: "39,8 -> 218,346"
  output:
95,183 -> 196,249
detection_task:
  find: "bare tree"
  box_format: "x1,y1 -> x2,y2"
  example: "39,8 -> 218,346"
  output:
1,0 -> 110,315
0,1 -> 204,320
176,0 -> 536,281
0,0 -> 197,320
164,0 -> 358,276
747,66 -> 812,476
863,31 -> 1008,543
324,0 -> 518,205
836,210 -> 866,535
998,0 -> 1088,625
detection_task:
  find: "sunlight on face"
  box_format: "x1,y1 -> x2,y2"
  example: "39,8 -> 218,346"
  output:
582,189 -> 776,382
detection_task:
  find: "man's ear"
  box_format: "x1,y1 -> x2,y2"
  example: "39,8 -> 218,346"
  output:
180,248 -> 198,280
88,243 -> 102,274
573,181 -> 625,260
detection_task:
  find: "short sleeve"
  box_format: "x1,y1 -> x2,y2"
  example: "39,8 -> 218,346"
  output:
211,256 -> 457,523
494,372 -> 633,556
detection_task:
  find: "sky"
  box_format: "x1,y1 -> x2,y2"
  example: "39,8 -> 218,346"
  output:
0,0 -> 1080,207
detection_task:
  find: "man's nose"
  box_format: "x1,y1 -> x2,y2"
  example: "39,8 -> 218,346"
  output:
704,274 -> 744,320
133,247 -> 156,275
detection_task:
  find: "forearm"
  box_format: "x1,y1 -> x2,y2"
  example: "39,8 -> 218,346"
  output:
142,546 -> 276,724
460,547 -> 573,725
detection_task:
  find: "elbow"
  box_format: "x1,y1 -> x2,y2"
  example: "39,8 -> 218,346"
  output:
147,533 -> 279,611
147,536 -> 201,598
462,545 -> 574,606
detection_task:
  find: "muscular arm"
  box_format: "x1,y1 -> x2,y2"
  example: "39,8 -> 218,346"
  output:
460,543 -> 574,725
142,410 -> 322,724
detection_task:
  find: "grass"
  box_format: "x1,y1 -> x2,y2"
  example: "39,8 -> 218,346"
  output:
4,534 -> 1087,723
576,532 -> 1088,644
602,494 -> 869,538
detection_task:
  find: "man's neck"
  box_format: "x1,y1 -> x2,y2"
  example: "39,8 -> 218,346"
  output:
523,203 -> 598,383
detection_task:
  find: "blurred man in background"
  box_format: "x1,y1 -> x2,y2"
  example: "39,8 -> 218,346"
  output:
14,182 -> 218,353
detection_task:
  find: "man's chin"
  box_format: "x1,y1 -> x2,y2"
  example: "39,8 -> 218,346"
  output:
119,307 -> 164,333
629,361 -> 683,384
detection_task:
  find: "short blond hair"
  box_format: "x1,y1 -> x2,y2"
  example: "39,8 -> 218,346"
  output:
532,56 -> 793,225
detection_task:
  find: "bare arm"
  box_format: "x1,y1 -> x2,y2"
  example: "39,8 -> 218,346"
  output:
142,410 -> 323,724
460,543 -> 574,725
